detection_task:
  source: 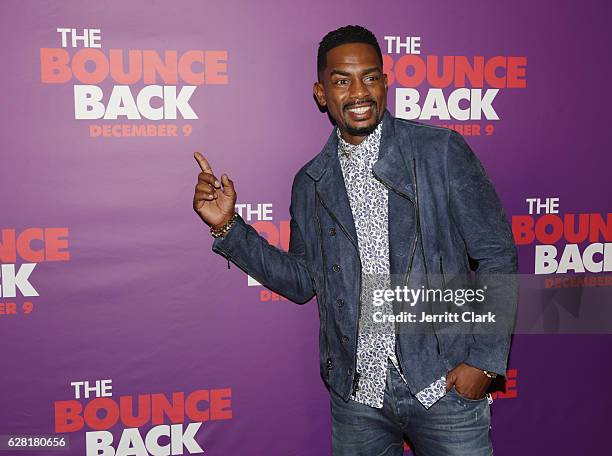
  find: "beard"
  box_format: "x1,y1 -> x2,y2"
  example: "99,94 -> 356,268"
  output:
345,121 -> 379,137
342,101 -> 381,137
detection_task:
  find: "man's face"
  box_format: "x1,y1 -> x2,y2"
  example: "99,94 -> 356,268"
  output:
314,42 -> 388,145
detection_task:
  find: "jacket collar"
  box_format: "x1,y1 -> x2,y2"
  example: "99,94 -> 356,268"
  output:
307,110 -> 416,249
306,109 -> 415,201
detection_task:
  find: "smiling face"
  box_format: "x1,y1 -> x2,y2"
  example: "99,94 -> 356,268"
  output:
314,42 -> 388,145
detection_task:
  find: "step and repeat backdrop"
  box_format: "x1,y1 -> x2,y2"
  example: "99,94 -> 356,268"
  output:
1,1 -> 610,455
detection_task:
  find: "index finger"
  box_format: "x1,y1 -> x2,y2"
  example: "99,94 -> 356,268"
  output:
194,152 -> 213,174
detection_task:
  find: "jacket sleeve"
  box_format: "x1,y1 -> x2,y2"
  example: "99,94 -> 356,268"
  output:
210,182 -> 316,305
446,130 -> 518,376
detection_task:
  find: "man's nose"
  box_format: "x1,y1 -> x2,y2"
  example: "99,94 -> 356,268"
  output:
349,78 -> 368,99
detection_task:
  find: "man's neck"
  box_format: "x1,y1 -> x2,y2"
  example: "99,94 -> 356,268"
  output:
338,122 -> 382,145
337,121 -> 382,147
340,132 -> 366,145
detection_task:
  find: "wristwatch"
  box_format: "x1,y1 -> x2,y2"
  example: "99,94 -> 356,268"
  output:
482,370 -> 498,379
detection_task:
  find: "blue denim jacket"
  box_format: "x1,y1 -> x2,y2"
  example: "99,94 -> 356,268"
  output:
212,110 -> 518,401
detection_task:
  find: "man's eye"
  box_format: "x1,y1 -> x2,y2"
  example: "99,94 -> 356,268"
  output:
365,75 -> 380,83
335,79 -> 349,86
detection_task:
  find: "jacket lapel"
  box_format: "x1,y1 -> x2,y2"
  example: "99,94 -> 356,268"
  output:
306,130 -> 359,248
372,111 -> 415,202
305,110 -> 418,272
375,113 -> 418,277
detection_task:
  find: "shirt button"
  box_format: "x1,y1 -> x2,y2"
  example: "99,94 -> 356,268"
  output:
336,298 -> 344,308
332,264 -> 341,272
342,335 -> 349,343
348,367 -> 353,376
329,227 -> 336,236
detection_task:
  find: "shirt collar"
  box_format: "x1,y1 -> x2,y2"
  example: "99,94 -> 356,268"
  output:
336,121 -> 383,161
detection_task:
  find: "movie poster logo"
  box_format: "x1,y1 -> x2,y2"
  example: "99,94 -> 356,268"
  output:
513,197 -> 612,278
0,227 -> 69,316
39,28 -> 229,138
54,379 -> 232,456
383,35 -> 527,136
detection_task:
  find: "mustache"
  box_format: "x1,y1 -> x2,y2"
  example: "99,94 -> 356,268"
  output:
343,99 -> 376,111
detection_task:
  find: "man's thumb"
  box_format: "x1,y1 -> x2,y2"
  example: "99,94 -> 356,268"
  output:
445,373 -> 455,392
221,174 -> 235,196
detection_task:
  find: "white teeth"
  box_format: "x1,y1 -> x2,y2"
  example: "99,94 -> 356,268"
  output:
348,106 -> 371,114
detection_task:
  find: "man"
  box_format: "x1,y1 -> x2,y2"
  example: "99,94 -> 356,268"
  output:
193,25 -> 517,456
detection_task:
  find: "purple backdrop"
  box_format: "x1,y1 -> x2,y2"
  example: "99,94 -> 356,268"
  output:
1,1 -> 611,455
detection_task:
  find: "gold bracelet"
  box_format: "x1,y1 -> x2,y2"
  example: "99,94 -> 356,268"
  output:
210,213 -> 238,238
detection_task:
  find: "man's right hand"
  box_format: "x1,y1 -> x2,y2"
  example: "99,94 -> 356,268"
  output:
193,152 -> 237,230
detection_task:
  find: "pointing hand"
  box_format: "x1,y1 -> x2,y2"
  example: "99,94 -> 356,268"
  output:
193,152 -> 237,230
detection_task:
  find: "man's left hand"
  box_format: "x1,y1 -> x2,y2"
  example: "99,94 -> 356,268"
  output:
446,363 -> 492,400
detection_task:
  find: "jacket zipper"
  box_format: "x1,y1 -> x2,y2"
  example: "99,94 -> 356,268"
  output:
216,248 -> 274,296
351,372 -> 361,395
371,168 -> 418,380
315,191 -> 363,398
408,158 -> 440,355
439,256 -> 446,289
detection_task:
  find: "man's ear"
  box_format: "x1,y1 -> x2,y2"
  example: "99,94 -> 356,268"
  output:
383,73 -> 388,92
313,81 -> 327,108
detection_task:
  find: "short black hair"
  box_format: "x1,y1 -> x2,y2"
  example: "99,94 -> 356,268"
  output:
317,25 -> 382,78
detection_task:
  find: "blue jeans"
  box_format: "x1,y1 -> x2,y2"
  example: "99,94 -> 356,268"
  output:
330,360 -> 493,456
